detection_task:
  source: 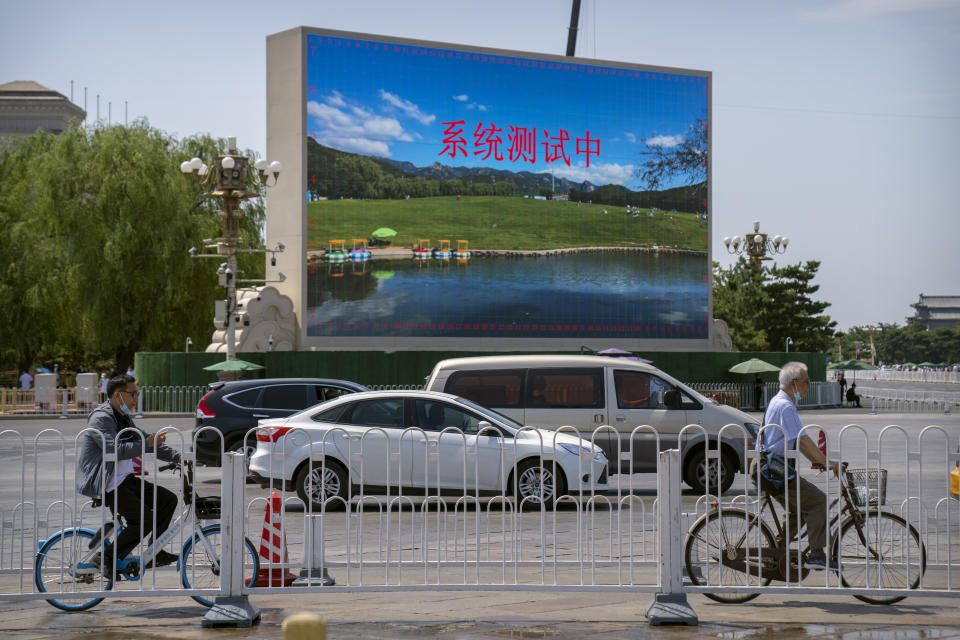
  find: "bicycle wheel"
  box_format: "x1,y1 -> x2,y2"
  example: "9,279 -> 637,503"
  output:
685,507 -> 776,603
35,528 -> 113,612
838,510 -> 925,605
180,524 -> 259,607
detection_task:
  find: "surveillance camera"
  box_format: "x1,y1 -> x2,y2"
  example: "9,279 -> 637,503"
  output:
277,242 -> 285,251
189,247 -> 198,256
270,256 -> 277,267
256,294 -> 262,302
278,272 -> 286,282
243,314 -> 250,327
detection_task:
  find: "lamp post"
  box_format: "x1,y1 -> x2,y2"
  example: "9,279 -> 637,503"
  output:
185,337 -> 192,353
723,221 -> 789,263
786,337 -> 793,353
181,137 -> 285,360
865,325 -> 880,366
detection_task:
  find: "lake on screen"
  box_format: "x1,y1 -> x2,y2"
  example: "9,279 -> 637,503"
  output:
306,251 -> 708,339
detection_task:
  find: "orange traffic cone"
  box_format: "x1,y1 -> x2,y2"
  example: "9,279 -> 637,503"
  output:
254,491 -> 298,587
812,429 -> 827,468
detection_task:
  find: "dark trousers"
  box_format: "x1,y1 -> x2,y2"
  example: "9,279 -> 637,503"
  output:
749,459 -> 828,550
105,475 -> 178,560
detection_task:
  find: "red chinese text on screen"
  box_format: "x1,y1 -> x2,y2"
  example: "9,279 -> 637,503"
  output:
440,122 -> 598,166
438,120 -> 467,159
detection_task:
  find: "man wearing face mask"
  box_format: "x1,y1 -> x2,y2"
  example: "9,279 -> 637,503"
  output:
755,362 -> 841,571
76,374 -> 181,574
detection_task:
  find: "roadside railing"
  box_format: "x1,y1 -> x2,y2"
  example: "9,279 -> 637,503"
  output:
858,387 -> 960,413
0,422 -> 955,626
841,370 -> 960,385
687,381 -> 841,410
139,386 -> 207,414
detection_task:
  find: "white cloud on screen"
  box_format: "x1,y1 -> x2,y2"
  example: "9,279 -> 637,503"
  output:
308,95 -> 414,157
549,162 -> 636,186
624,132 -> 637,143
379,89 -> 436,125
453,94 -> 469,101
644,134 -> 684,148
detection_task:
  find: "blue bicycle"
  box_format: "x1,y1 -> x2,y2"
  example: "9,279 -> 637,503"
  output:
34,461 -> 259,611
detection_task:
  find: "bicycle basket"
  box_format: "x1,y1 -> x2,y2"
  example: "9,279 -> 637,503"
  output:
194,496 -> 221,520
845,468 -> 887,506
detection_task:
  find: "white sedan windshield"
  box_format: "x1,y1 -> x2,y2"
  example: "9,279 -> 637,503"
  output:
454,397 -> 524,430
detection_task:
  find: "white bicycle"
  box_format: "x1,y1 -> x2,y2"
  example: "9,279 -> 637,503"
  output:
34,461 -> 259,611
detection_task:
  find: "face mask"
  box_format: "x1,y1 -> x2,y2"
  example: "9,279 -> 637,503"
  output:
792,382 -> 803,403
117,392 -> 132,415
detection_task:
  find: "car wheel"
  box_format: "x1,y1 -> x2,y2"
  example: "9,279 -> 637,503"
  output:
513,459 -> 567,510
684,447 -> 735,495
295,460 -> 348,511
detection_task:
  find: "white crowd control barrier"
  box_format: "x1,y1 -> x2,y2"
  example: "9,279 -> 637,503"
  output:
858,387 -> 960,414
0,423 -> 956,626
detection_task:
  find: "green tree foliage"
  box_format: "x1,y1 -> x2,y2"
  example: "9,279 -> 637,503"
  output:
712,258 -> 770,351
636,118 -> 707,191
762,261 -> 837,353
0,122 -> 265,373
306,138 -> 516,200
713,257 -> 837,352
837,323 -> 960,365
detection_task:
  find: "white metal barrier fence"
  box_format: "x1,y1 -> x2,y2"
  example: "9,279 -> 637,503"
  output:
138,386 -> 207,414
0,423 -> 956,623
845,370 -> 960,385
687,382 -> 841,410
858,387 -> 960,414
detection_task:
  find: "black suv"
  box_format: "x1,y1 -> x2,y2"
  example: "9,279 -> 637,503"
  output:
193,378 -> 368,466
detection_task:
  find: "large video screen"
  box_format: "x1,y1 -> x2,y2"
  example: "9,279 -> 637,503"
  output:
304,31 -> 709,342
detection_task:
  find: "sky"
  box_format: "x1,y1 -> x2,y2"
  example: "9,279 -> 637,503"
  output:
306,32 -> 707,189
2,0 -> 958,332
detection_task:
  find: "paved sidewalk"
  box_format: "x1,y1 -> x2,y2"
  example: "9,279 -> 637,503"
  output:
1,590 -> 959,639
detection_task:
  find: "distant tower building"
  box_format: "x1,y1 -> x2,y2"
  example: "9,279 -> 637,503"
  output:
910,294 -> 960,330
0,81 -> 86,140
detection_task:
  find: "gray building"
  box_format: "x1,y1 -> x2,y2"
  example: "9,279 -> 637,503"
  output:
0,80 -> 85,139
910,294 -> 960,330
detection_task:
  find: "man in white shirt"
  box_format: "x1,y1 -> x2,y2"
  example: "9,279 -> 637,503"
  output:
757,362 -> 840,571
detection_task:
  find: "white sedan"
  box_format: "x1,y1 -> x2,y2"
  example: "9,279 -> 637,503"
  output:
248,390 -> 608,509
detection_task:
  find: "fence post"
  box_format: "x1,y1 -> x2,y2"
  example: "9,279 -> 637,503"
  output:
59,390 -> 68,419
202,452 -> 261,628
292,514 -> 336,586
646,449 -> 698,626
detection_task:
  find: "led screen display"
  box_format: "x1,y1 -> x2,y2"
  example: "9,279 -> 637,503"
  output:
304,31 -> 710,342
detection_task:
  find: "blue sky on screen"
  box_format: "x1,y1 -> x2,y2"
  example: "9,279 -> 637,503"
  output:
306,33 -> 707,191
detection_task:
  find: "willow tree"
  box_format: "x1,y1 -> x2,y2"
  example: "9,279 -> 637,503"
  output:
0,122 -> 265,372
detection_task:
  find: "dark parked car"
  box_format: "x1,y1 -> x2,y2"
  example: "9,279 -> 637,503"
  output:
192,378 -> 368,467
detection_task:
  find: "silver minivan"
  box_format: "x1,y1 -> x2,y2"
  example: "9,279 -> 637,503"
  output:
425,355 -> 760,493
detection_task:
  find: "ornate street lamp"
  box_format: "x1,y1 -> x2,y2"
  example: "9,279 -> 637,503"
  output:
182,137 -> 285,360
723,220 -> 789,263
